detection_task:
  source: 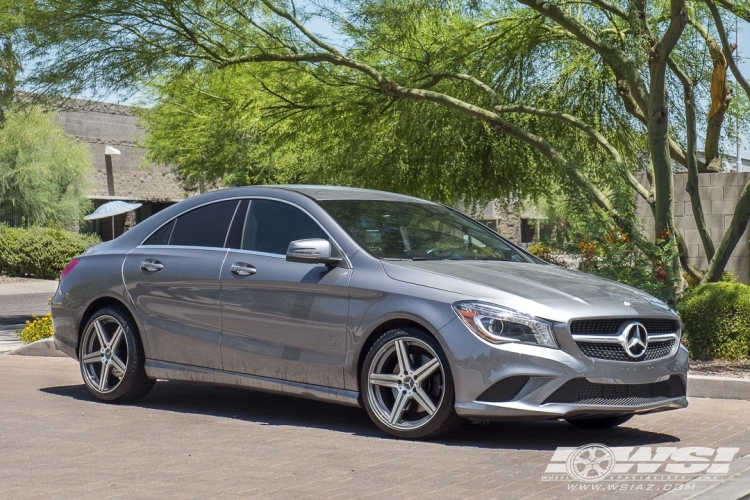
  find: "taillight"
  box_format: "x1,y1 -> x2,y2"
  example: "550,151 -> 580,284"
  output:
60,259 -> 80,281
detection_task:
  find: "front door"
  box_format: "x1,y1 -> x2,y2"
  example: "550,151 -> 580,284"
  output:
220,199 -> 351,388
123,200 -> 240,368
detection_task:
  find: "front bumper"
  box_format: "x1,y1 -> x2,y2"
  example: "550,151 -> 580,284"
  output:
439,318 -> 689,420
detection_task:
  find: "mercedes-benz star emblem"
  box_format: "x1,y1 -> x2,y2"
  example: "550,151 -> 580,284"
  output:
620,321 -> 648,358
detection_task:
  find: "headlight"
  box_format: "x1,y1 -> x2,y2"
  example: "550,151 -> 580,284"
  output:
452,301 -> 558,348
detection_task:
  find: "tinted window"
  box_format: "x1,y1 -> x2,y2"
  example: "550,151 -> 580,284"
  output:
169,200 -> 239,248
320,200 -> 526,261
143,220 -> 174,245
242,200 -> 327,254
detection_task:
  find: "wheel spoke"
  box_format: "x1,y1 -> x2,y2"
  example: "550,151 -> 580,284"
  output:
369,373 -> 399,388
413,357 -> 439,382
98,363 -> 111,392
412,388 -> 437,415
394,340 -> 411,374
109,327 -> 124,350
390,390 -> 410,425
93,320 -> 108,347
110,355 -> 127,377
82,351 -> 101,364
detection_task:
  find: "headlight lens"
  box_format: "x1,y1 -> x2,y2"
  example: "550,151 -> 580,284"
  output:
452,301 -> 558,348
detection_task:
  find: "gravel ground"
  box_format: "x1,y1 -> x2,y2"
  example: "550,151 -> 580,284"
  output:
689,359 -> 750,378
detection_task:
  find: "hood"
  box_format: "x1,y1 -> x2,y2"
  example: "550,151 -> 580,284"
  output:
381,260 -> 676,322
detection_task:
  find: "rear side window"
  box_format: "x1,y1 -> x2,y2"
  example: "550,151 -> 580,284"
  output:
168,200 -> 239,248
143,220 -> 174,245
241,200 -> 327,254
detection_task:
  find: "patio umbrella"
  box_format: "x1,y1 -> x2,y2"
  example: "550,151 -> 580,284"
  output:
84,200 -> 142,240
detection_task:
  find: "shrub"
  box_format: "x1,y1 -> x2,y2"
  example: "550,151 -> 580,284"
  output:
0,225 -> 99,279
15,313 -> 54,344
679,282 -> 750,360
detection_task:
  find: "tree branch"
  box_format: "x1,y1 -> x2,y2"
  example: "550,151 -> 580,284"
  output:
668,58 -> 716,261
494,104 -> 651,201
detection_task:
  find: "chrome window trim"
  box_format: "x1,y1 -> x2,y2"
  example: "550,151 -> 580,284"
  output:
139,195 -> 352,268
134,244 -> 230,253
225,248 -> 285,260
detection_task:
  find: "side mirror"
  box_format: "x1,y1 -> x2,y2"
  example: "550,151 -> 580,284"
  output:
286,239 -> 342,266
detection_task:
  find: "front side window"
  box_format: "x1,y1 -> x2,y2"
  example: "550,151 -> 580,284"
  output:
240,199 -> 328,255
319,200 -> 526,261
166,200 -> 239,248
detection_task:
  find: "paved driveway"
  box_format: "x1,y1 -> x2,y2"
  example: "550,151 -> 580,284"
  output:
1,355 -> 750,499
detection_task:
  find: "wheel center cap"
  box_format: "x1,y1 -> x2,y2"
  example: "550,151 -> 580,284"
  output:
403,377 -> 415,390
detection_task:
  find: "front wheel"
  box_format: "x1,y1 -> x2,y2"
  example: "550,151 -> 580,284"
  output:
565,415 -> 634,429
361,328 -> 462,440
79,306 -> 154,403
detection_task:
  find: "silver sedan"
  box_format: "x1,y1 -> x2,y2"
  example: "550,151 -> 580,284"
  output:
51,186 -> 687,439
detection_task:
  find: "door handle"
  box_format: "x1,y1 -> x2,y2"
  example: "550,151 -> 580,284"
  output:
141,259 -> 164,272
230,263 -> 257,276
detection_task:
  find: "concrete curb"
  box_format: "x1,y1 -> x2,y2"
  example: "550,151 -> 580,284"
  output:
5,338 -> 67,357
687,375 -> 750,400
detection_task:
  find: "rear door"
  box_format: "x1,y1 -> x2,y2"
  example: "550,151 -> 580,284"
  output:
123,200 -> 240,368
220,198 -> 351,388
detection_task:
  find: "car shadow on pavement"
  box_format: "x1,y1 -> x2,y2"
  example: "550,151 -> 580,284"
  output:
42,380 -> 680,451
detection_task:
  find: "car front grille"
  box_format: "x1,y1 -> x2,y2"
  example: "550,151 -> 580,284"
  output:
576,339 -> 675,362
569,317 -> 679,362
542,375 -> 685,406
570,318 -> 680,335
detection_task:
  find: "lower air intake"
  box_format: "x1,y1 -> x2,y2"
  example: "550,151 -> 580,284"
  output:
476,376 -> 530,402
542,375 -> 685,406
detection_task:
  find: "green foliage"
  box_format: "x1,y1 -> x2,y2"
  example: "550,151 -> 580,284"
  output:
527,200 -> 676,299
0,224 -> 99,279
140,66 -> 570,206
679,282 -> 750,360
15,312 -> 53,343
0,107 -> 93,227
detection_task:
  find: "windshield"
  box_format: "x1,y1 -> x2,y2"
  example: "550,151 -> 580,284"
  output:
319,200 -> 527,262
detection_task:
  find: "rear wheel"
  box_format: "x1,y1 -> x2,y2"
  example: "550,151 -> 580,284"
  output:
565,415 -> 633,429
79,306 -> 154,403
361,328 -> 462,439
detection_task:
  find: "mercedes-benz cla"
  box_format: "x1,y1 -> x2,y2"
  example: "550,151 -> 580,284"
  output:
52,186 -> 688,439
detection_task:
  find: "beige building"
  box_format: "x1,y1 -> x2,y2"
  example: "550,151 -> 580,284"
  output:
53,98 -> 189,239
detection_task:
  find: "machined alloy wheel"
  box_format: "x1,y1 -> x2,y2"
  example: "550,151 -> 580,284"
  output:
362,328 -> 462,439
79,307 -> 154,402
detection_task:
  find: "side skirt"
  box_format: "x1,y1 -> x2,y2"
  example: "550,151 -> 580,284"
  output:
144,359 -> 361,408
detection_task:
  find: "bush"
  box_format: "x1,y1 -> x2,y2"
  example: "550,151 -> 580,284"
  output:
15,313 -> 54,344
679,281 -> 750,360
0,225 -> 99,279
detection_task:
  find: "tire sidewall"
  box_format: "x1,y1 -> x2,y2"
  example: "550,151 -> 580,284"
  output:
79,306 -> 145,402
360,328 -> 458,439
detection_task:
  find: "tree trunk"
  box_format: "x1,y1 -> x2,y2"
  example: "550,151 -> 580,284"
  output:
703,39 -> 735,173
647,0 -> 688,298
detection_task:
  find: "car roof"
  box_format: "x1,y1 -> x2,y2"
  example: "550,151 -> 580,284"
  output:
268,185 -> 436,203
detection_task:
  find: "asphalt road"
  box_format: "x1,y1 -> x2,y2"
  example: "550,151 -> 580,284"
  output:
2,355 -> 750,499
0,292 -> 52,326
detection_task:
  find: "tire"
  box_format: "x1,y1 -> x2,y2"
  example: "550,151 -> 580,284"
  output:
361,328 -> 463,439
79,306 -> 155,403
565,414 -> 634,429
